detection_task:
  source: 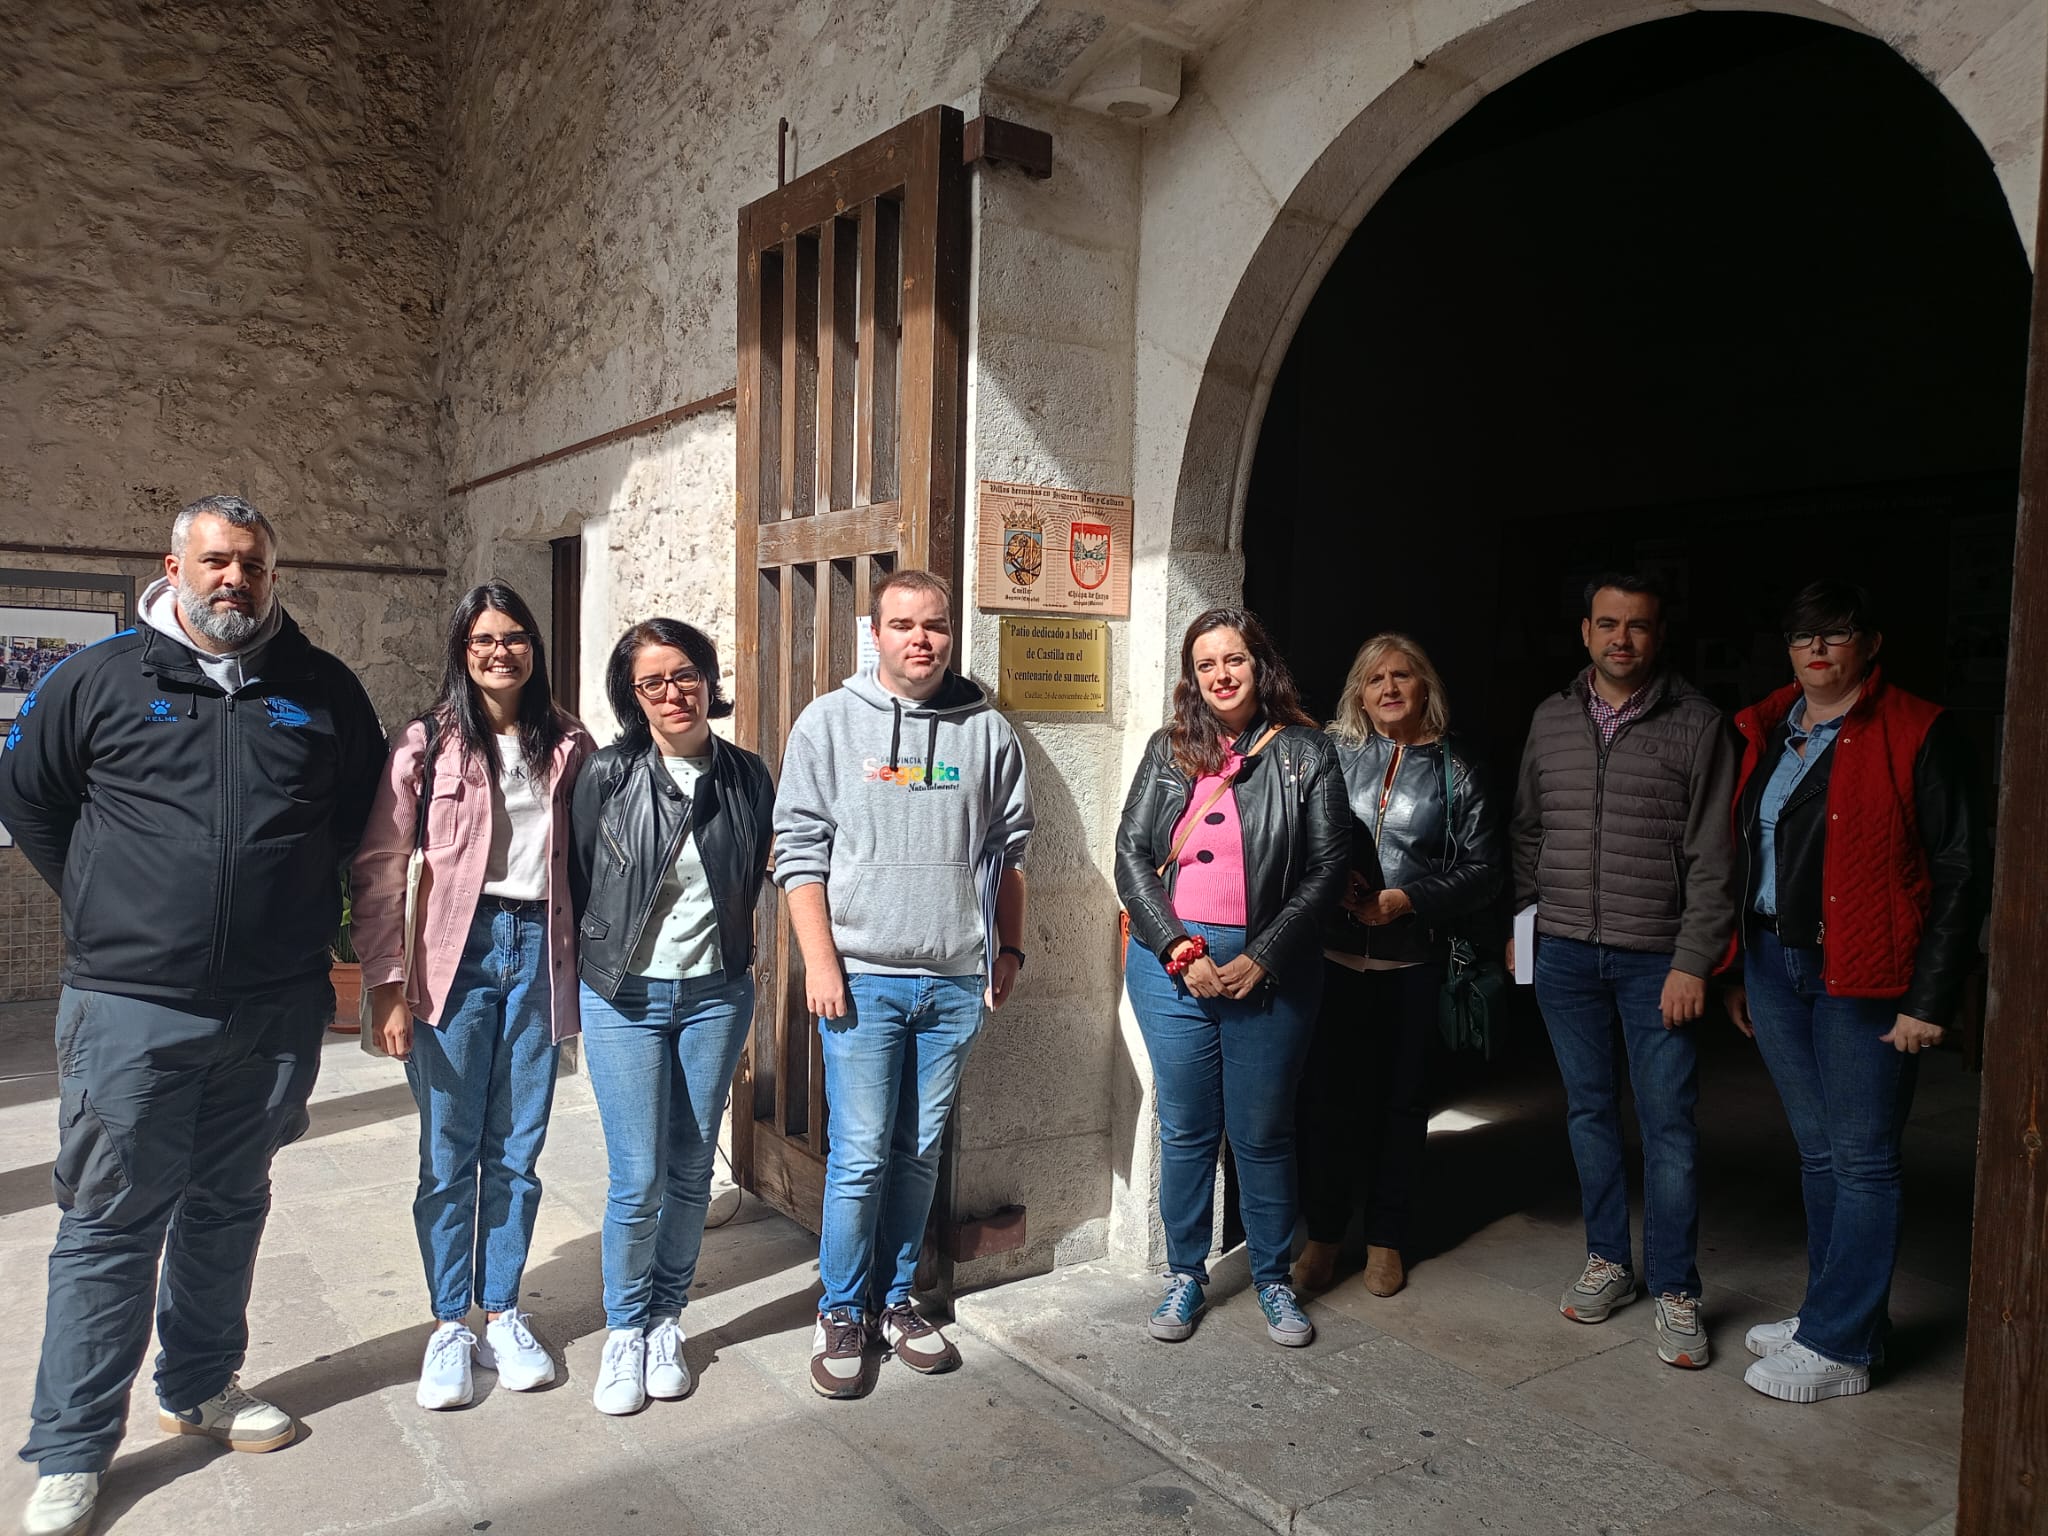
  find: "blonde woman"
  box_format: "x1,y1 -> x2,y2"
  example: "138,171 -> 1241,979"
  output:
1294,634 -> 1503,1297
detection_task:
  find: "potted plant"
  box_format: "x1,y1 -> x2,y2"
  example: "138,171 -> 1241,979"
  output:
329,867 -> 363,1033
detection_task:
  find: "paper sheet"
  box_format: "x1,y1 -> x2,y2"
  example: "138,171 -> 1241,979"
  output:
1513,904 -> 1538,985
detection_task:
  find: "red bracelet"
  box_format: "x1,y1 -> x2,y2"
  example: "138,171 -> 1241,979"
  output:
1165,935 -> 1208,977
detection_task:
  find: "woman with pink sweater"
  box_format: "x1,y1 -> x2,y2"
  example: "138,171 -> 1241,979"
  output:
351,581 -> 594,1411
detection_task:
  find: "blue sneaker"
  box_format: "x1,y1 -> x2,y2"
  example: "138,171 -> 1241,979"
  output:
1149,1273 -> 1205,1341
1258,1282 -> 1315,1347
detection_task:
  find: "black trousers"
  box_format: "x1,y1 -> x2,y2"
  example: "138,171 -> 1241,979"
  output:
1296,956 -> 1443,1251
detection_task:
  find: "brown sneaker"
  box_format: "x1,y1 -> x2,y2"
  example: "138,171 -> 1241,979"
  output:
1364,1245 -> 1406,1298
809,1308 -> 870,1398
879,1302 -> 962,1374
1292,1239 -> 1339,1294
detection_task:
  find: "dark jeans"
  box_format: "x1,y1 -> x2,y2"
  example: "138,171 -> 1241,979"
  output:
1534,936 -> 1702,1298
1297,958 -> 1443,1251
1742,929 -> 1917,1366
1125,922 -> 1320,1288
23,979 -> 330,1473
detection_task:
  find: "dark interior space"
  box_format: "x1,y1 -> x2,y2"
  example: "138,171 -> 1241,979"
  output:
1235,12 -> 2028,1277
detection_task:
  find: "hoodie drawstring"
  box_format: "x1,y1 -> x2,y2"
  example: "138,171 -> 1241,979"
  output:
887,698 -> 903,773
926,714 -> 938,788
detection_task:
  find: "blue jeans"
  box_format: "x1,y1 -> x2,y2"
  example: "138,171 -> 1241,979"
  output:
1742,929 -> 1917,1366
579,970 -> 755,1329
404,902 -> 558,1320
23,979 -> 330,1474
817,973 -> 985,1317
1125,922 -> 1321,1289
1534,936 -> 1701,1297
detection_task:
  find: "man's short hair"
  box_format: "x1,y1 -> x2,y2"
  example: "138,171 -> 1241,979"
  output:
172,494 -> 280,561
871,566 -> 951,623
1582,571 -> 1664,620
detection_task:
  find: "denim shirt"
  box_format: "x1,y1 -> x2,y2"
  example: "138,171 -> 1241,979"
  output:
1754,701 -> 1845,916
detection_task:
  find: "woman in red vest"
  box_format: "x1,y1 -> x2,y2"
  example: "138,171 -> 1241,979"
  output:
1724,579 -> 1983,1405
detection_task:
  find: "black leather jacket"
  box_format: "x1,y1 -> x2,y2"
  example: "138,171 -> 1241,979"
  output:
1735,710 -> 1982,1025
569,733 -> 777,999
1114,719 -> 1350,985
1326,734 -> 1505,965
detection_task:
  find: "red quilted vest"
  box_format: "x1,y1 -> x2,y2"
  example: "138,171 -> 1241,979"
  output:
1731,668 -> 1942,998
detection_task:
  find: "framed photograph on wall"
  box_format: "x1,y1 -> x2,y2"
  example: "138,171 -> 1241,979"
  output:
0,607 -> 124,720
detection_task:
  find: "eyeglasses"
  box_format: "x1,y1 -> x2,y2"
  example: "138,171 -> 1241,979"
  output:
467,632 -> 534,655
632,669 -> 703,700
1784,628 -> 1858,650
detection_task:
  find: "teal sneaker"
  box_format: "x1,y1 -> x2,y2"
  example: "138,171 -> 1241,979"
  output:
1149,1273 -> 1205,1342
1257,1282 -> 1315,1347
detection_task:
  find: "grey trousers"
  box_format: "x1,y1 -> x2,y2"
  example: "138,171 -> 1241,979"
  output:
21,979 -> 330,1473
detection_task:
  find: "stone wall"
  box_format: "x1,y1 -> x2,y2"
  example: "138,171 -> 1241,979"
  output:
0,0 -> 450,999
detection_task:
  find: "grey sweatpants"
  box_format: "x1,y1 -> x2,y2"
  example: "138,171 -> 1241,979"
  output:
21,979 -> 330,1473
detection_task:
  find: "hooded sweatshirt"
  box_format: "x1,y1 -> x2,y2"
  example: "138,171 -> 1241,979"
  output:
772,667 -> 1033,978
140,574 -> 282,692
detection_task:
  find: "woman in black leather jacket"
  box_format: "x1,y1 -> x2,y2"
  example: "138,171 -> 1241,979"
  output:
1114,607 -> 1349,1349
1292,634 -> 1503,1300
568,618 -> 775,1416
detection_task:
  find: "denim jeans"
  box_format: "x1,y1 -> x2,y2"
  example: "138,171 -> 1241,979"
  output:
1534,935 -> 1702,1297
1125,922 -> 1321,1289
816,972 -> 985,1317
1742,929 -> 1917,1366
23,978 -> 330,1474
579,970 -> 755,1330
404,902 -> 558,1320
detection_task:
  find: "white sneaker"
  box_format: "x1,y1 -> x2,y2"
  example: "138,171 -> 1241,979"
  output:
644,1315 -> 691,1400
416,1322 -> 477,1409
1743,1340 -> 1871,1403
592,1328 -> 647,1415
1745,1316 -> 1800,1357
22,1472 -> 98,1536
158,1376 -> 296,1452
483,1310 -> 556,1391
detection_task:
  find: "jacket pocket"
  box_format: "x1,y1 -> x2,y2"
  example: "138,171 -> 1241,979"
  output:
425,783 -> 462,849
53,1084 -> 129,1214
833,862 -> 981,970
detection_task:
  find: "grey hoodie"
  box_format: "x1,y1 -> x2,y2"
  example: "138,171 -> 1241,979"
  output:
140,575 -> 282,692
772,668 -> 1033,978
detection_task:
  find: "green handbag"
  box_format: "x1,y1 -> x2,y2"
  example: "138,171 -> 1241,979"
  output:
1434,742 -> 1510,1059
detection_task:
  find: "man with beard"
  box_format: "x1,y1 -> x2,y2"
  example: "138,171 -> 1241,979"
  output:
0,494 -> 383,1536
1508,573 -> 1737,1375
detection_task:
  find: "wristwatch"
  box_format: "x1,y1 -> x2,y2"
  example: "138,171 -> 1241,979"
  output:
999,945 -> 1027,970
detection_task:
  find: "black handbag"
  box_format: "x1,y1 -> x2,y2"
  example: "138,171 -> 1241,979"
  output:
1435,742 -> 1509,1058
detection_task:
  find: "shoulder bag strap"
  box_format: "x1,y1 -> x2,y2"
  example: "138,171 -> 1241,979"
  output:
1156,723 -> 1282,877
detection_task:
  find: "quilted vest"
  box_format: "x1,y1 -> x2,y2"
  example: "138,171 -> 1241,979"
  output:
1731,668 -> 1941,997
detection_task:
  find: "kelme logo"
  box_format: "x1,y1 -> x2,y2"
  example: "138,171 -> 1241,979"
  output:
146,699 -> 177,723
862,757 -> 962,789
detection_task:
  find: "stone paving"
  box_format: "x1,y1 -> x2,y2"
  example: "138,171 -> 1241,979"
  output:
0,998 -> 1973,1536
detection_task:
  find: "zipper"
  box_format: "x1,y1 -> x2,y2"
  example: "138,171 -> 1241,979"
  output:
599,818 -> 629,873
1587,713 -> 1609,943
207,688 -> 238,992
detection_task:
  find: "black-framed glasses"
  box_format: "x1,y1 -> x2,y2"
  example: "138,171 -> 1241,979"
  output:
1784,628 -> 1858,650
467,631 -> 534,655
632,669 -> 703,700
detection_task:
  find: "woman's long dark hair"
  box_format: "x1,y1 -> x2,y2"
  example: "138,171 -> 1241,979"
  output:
429,582 -> 565,785
1168,606 -> 1314,777
605,617 -> 733,754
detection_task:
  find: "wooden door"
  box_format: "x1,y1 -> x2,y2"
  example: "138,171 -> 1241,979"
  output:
731,105 -> 969,1230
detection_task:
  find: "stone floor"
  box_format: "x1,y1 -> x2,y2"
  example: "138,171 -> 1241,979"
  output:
0,994 -> 1974,1535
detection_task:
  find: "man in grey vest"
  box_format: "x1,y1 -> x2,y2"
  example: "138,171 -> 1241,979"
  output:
1508,573 -> 1737,1372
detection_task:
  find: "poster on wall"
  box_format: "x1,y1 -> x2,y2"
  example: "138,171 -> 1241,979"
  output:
975,481 -> 1134,617
997,617 -> 1108,713
1,608 -> 123,721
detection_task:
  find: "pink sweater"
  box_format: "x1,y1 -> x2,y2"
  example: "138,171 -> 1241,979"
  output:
1168,756 -> 1249,927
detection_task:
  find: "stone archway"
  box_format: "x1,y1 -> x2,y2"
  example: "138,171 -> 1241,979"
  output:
1122,0 -> 2044,719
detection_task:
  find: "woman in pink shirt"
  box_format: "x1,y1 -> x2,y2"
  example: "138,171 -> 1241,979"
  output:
351,582 -> 594,1412
1114,608 -> 1350,1349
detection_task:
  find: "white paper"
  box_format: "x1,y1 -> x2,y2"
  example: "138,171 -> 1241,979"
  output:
1513,904 -> 1538,985
853,614 -> 880,680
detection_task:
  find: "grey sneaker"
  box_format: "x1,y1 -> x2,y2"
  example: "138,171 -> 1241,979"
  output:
158,1376 -> 296,1452
1654,1292 -> 1709,1368
1257,1282 -> 1315,1347
1148,1274 -> 1205,1342
1745,1316 -> 1800,1357
21,1472 -> 97,1536
1560,1254 -> 1637,1323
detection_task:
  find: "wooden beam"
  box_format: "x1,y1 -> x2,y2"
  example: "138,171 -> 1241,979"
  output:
1958,120 -> 2048,1535
963,115 -> 1053,179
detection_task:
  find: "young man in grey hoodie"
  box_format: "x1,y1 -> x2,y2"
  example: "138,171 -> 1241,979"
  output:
773,568 -> 1033,1398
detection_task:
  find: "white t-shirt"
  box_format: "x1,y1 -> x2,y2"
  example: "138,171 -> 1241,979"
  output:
481,736 -> 550,901
628,755 -> 721,979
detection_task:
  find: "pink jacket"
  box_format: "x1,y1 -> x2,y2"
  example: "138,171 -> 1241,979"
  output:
350,712 -> 595,1042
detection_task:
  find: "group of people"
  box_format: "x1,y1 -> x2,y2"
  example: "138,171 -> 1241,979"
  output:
1113,573 -> 1981,1423
0,495 -> 1983,1536
0,497 -> 1032,1536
